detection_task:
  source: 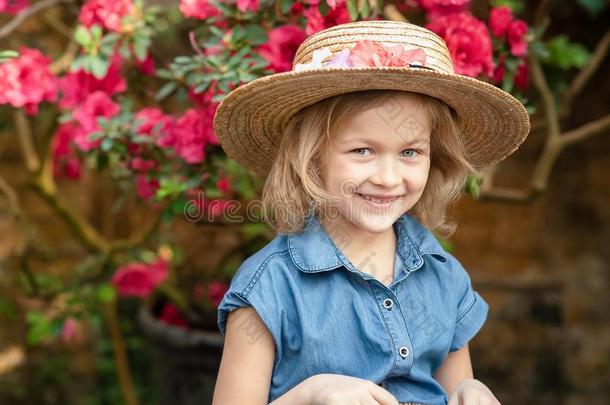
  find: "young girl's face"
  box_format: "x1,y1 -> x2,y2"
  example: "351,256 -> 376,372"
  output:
320,93 -> 432,235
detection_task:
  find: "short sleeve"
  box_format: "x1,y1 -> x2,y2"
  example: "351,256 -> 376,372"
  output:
448,256 -> 489,352
216,258 -> 281,344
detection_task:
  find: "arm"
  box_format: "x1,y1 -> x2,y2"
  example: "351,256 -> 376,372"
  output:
212,306 -> 310,405
434,344 -> 501,404
433,343 -> 473,397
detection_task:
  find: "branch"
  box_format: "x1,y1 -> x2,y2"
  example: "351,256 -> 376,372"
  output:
560,30 -> 610,118
0,0 -> 72,39
383,4 -> 407,22
14,111 -> 40,173
530,54 -> 561,139
562,114 -> 610,145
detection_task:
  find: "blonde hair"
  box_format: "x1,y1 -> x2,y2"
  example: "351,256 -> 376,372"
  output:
260,89 -> 478,237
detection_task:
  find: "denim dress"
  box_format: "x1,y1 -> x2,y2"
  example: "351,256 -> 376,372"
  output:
217,213 -> 489,405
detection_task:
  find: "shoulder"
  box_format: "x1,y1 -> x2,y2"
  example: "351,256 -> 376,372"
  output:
224,234 -> 293,297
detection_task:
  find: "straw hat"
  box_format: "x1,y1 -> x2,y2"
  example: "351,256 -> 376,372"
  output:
213,20 -> 530,177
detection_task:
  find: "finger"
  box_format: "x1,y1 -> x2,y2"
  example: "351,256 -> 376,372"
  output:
447,392 -> 459,405
369,385 -> 399,405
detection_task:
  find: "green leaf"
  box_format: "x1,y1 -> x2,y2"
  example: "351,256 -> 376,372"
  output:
97,284 -> 116,303
543,35 -> 591,70
155,81 -> 177,101
576,0 -> 607,16
90,24 -> 103,40
243,24 -> 268,46
91,57 -> 110,78
346,0 -> 359,20
0,49 -> 19,62
279,0 -> 294,14
101,138 -> 114,152
490,0 -> 525,13
74,25 -> 91,46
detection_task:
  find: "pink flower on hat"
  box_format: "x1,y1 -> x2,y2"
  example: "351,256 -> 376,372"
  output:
348,40 -> 427,68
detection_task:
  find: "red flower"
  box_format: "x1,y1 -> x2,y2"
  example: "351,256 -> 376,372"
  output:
257,25 -> 307,73
78,0 -> 137,33
71,91 -> 120,151
0,47 -> 58,115
488,6 -> 513,38
348,40 -> 427,68
52,123 -> 82,181
61,317 -> 84,344
111,258 -> 169,298
179,0 -> 220,20
216,175 -> 232,193
415,0 -> 470,18
0,0 -> 30,14
167,108 -> 218,164
426,12 -> 494,78
304,2 -> 350,35
507,19 -> 528,57
236,0 -> 259,13
59,53 -> 126,109
514,61 -> 529,91
159,302 -> 189,328
207,280 -> 229,307
135,174 -> 160,200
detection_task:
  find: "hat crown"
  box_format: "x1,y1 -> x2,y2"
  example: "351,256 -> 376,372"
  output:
292,20 -> 455,74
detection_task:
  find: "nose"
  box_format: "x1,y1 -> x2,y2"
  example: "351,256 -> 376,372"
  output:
370,155 -> 403,189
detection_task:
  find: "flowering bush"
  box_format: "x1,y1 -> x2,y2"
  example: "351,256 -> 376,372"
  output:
2,0 -> 606,402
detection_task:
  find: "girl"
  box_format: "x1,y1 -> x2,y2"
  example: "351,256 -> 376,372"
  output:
211,20 -> 529,405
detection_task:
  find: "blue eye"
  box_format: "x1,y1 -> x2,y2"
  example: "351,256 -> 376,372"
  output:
402,149 -> 418,158
352,148 -> 371,156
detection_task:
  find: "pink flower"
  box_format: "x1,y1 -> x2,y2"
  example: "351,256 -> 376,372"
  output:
415,0 -> 470,18
236,0 -> 259,13
158,302 -> 189,328
135,174 -> 160,200
78,0 -> 137,33
61,317 -> 83,344
514,61 -> 529,91
304,2 -> 350,35
0,0 -> 30,14
134,107 -> 175,148
130,157 -> 157,172
168,108 -> 218,164
348,40 -> 427,68
257,25 -> 307,73
0,47 -> 58,115
135,52 -> 156,76
206,280 -> 229,307
179,0 -> 220,19
217,176 -> 231,193
59,53 -> 126,109
488,6 -> 513,38
71,91 -> 120,151
427,12 -> 494,78
507,19 -> 528,57
52,123 -> 82,181
111,258 -> 169,298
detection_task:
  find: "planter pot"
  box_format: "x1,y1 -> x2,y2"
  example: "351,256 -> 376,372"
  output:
137,302 -> 224,405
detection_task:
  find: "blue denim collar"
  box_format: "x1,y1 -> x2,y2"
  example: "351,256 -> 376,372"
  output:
287,212 -> 448,274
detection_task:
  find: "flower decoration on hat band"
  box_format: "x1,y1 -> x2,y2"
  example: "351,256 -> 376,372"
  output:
294,40 -> 428,72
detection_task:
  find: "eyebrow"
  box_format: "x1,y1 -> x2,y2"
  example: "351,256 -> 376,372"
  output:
343,137 -> 430,147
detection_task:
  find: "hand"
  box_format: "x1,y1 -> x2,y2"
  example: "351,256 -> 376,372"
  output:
302,373 -> 399,405
447,379 -> 502,405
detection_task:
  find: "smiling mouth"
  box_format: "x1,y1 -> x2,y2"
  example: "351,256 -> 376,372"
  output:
356,193 -> 402,205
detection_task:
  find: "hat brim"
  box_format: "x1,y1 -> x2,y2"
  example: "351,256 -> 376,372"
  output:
213,67 -> 530,176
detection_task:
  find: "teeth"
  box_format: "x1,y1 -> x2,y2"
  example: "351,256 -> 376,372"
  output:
358,194 -> 395,204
